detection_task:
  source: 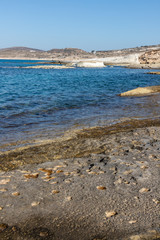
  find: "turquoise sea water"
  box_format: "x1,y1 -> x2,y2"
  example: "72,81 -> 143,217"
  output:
0,60 -> 160,151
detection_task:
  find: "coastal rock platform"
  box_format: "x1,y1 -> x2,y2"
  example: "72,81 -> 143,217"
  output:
0,119 -> 159,239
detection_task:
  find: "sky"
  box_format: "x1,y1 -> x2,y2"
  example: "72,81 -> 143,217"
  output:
0,0 -> 160,51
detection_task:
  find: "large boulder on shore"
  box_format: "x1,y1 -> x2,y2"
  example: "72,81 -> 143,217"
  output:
76,61 -> 105,68
119,85 -> 160,96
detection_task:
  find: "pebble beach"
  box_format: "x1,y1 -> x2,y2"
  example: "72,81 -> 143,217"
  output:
0,119 -> 159,240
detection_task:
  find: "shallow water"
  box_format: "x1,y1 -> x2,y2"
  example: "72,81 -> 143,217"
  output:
0,59 -> 160,151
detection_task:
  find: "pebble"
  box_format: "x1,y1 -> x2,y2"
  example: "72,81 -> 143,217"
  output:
96,186 -> 106,190
129,220 -> 137,224
0,179 -> 10,184
24,173 -> 39,179
52,190 -> 60,194
56,170 -> 64,173
140,165 -> 148,169
66,196 -> 72,201
139,188 -> 150,193
31,201 -> 40,207
0,188 -> 7,192
0,207 -> 3,210
105,211 -> 117,218
50,181 -> 58,184
12,192 -> 20,196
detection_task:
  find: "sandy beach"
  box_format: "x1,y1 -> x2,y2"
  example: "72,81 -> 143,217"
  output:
0,119 -> 159,240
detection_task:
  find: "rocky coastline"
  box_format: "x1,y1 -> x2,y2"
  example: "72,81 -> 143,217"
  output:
1,45 -> 160,69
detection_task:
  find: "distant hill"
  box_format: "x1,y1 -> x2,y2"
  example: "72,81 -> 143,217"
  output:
0,44 -> 160,61
0,47 -> 92,60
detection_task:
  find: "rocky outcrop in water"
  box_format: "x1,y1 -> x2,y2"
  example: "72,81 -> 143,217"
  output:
119,85 -> 160,97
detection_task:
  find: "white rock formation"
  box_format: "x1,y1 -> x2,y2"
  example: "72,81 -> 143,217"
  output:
76,61 -> 105,68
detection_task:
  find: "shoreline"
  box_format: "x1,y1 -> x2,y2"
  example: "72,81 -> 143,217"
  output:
1,117 -> 160,172
0,118 -> 159,239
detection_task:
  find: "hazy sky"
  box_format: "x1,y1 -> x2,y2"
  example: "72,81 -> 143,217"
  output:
0,0 -> 160,51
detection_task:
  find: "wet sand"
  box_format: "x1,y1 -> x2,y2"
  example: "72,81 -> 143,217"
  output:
0,119 -> 160,239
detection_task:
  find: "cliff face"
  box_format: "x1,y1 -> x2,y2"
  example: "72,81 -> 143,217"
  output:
139,49 -> 160,65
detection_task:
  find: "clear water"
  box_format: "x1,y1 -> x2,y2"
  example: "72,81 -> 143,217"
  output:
0,60 -> 160,151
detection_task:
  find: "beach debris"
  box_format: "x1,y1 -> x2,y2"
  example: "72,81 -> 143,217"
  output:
12,192 -> 20,196
139,188 -> 150,193
0,207 -> 3,211
24,173 -> 39,179
0,188 -> 7,192
105,211 -> 117,218
0,179 -> 10,185
0,223 -> 8,232
31,201 -> 40,207
52,190 -> 60,194
129,220 -> 137,224
96,186 -> 106,190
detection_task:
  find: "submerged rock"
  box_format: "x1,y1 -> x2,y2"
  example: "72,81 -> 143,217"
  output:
119,85 -> 160,96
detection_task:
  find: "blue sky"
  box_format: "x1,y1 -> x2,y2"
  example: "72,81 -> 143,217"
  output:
0,0 -> 160,51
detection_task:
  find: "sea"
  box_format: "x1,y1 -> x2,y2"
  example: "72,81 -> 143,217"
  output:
0,59 -> 160,151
